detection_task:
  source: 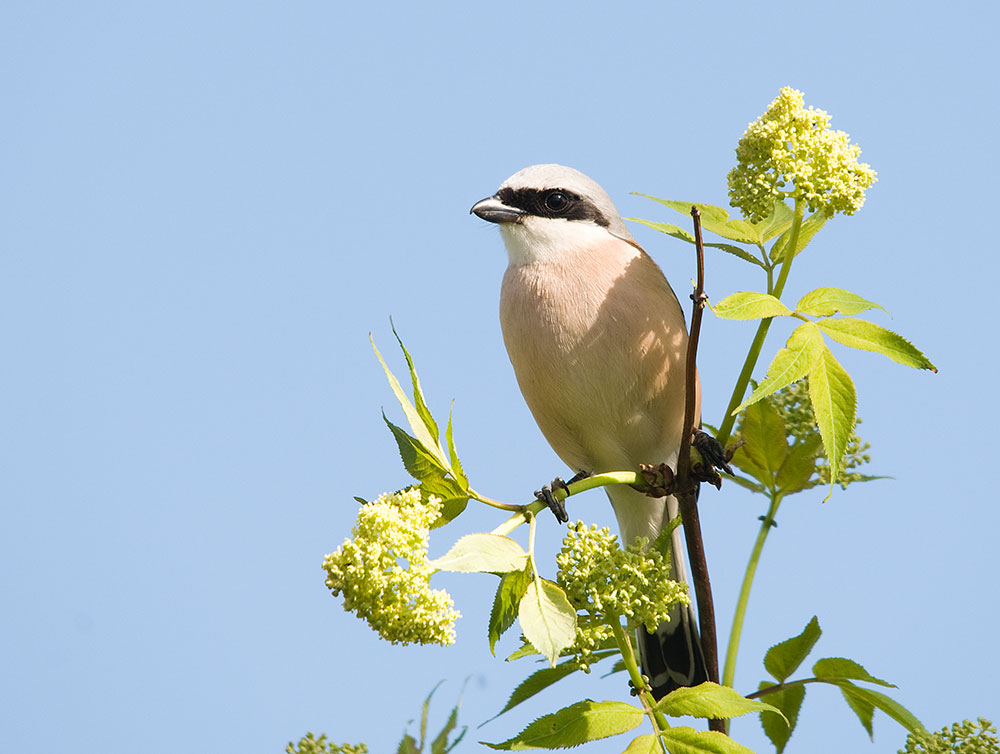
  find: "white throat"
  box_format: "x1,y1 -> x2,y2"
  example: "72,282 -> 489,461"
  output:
499,217 -> 618,266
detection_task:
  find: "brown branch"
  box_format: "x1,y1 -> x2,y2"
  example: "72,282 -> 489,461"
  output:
675,206 -> 724,734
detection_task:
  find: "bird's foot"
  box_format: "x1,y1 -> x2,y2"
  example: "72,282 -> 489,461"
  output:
691,429 -> 736,489
534,470 -> 590,523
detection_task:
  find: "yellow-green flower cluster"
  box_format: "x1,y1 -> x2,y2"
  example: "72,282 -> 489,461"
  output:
898,718 -> 998,754
323,489 -> 459,646
770,378 -> 872,488
556,522 -> 688,634
285,734 -> 368,754
728,87 -> 877,222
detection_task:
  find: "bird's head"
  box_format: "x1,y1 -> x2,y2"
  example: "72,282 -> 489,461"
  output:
471,164 -> 635,265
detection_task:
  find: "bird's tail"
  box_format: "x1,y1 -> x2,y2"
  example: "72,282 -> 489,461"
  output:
605,484 -> 708,699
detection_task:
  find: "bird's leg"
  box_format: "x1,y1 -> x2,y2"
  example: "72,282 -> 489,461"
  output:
534,470 -> 590,523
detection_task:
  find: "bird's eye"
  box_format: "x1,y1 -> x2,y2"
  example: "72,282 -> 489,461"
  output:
543,191 -> 570,213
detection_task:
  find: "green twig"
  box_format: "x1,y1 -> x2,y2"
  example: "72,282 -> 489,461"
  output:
609,616 -> 670,752
715,199 -> 805,448
721,493 -> 781,689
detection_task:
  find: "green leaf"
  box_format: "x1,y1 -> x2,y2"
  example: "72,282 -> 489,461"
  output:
840,683 -> 875,739
397,733 -> 419,754
658,726 -> 758,754
758,682 -> 805,754
384,413 -> 449,482
430,534 -> 527,574
817,319 -> 937,371
812,657 -> 895,687
621,734 -> 659,754
484,700 -> 644,750
489,569 -> 531,655
421,476 -> 469,527
770,211 -> 827,262
795,287 -> 887,318
445,404 -> 468,488
505,643 -> 541,662
726,474 -> 767,494
764,616 -> 822,682
627,218 -> 764,268
832,682 -> 927,737
807,345 -> 857,496
518,579 -> 578,668
431,696 -> 465,754
757,201 -> 795,243
492,655 -> 615,719
733,397 -> 789,489
735,323 -> 823,413
372,335 -> 448,468
714,292 -> 792,320
656,682 -> 785,723
391,321 -> 440,442
775,433 -> 822,495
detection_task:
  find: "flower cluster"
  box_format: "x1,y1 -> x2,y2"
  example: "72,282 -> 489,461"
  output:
898,718 -> 998,754
323,489 -> 459,646
771,378 -> 872,488
556,522 -> 688,635
728,87 -> 877,222
285,734 -> 368,754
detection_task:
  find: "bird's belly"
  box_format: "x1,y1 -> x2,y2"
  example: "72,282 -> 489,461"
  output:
499,256 -> 688,474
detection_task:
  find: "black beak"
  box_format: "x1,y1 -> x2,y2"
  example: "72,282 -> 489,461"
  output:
470,195 -> 526,224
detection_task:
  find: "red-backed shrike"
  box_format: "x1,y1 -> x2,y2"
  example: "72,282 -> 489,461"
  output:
471,164 -> 707,697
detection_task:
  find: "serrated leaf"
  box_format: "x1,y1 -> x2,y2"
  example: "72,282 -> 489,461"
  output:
627,218 -> 764,268
764,616 -> 822,682
758,201 -> 795,243
839,683 -> 875,738
490,569 -> 531,655
734,397 -> 789,489
518,579 -> 578,668
775,432 -> 822,495
621,734 -> 659,754
831,683 -> 926,736
492,656 -> 615,719
391,321 -> 440,442
795,287 -> 887,318
812,658 -> 894,687
714,292 -> 792,320
659,726 -> 758,754
735,324 -> 823,413
817,319 -> 937,371
372,335 -> 449,468
656,682 -> 785,722
484,700 -> 644,750
807,345 -> 857,496
384,413 -> 449,482
397,733 -> 419,754
758,682 -> 805,754
430,534 -> 527,574
431,699 -> 464,754
428,497 -> 469,530
505,643 -> 541,662
419,681 -> 443,751
445,405 -> 468,488
770,211 -> 827,262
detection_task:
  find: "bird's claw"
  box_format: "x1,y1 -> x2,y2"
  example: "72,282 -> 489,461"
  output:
692,429 -> 734,476
534,470 -> 590,523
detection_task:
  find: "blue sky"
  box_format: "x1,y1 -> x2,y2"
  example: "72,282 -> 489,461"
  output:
2,2 -> 997,752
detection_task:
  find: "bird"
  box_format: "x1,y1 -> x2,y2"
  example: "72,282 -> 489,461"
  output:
470,163 -> 708,698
